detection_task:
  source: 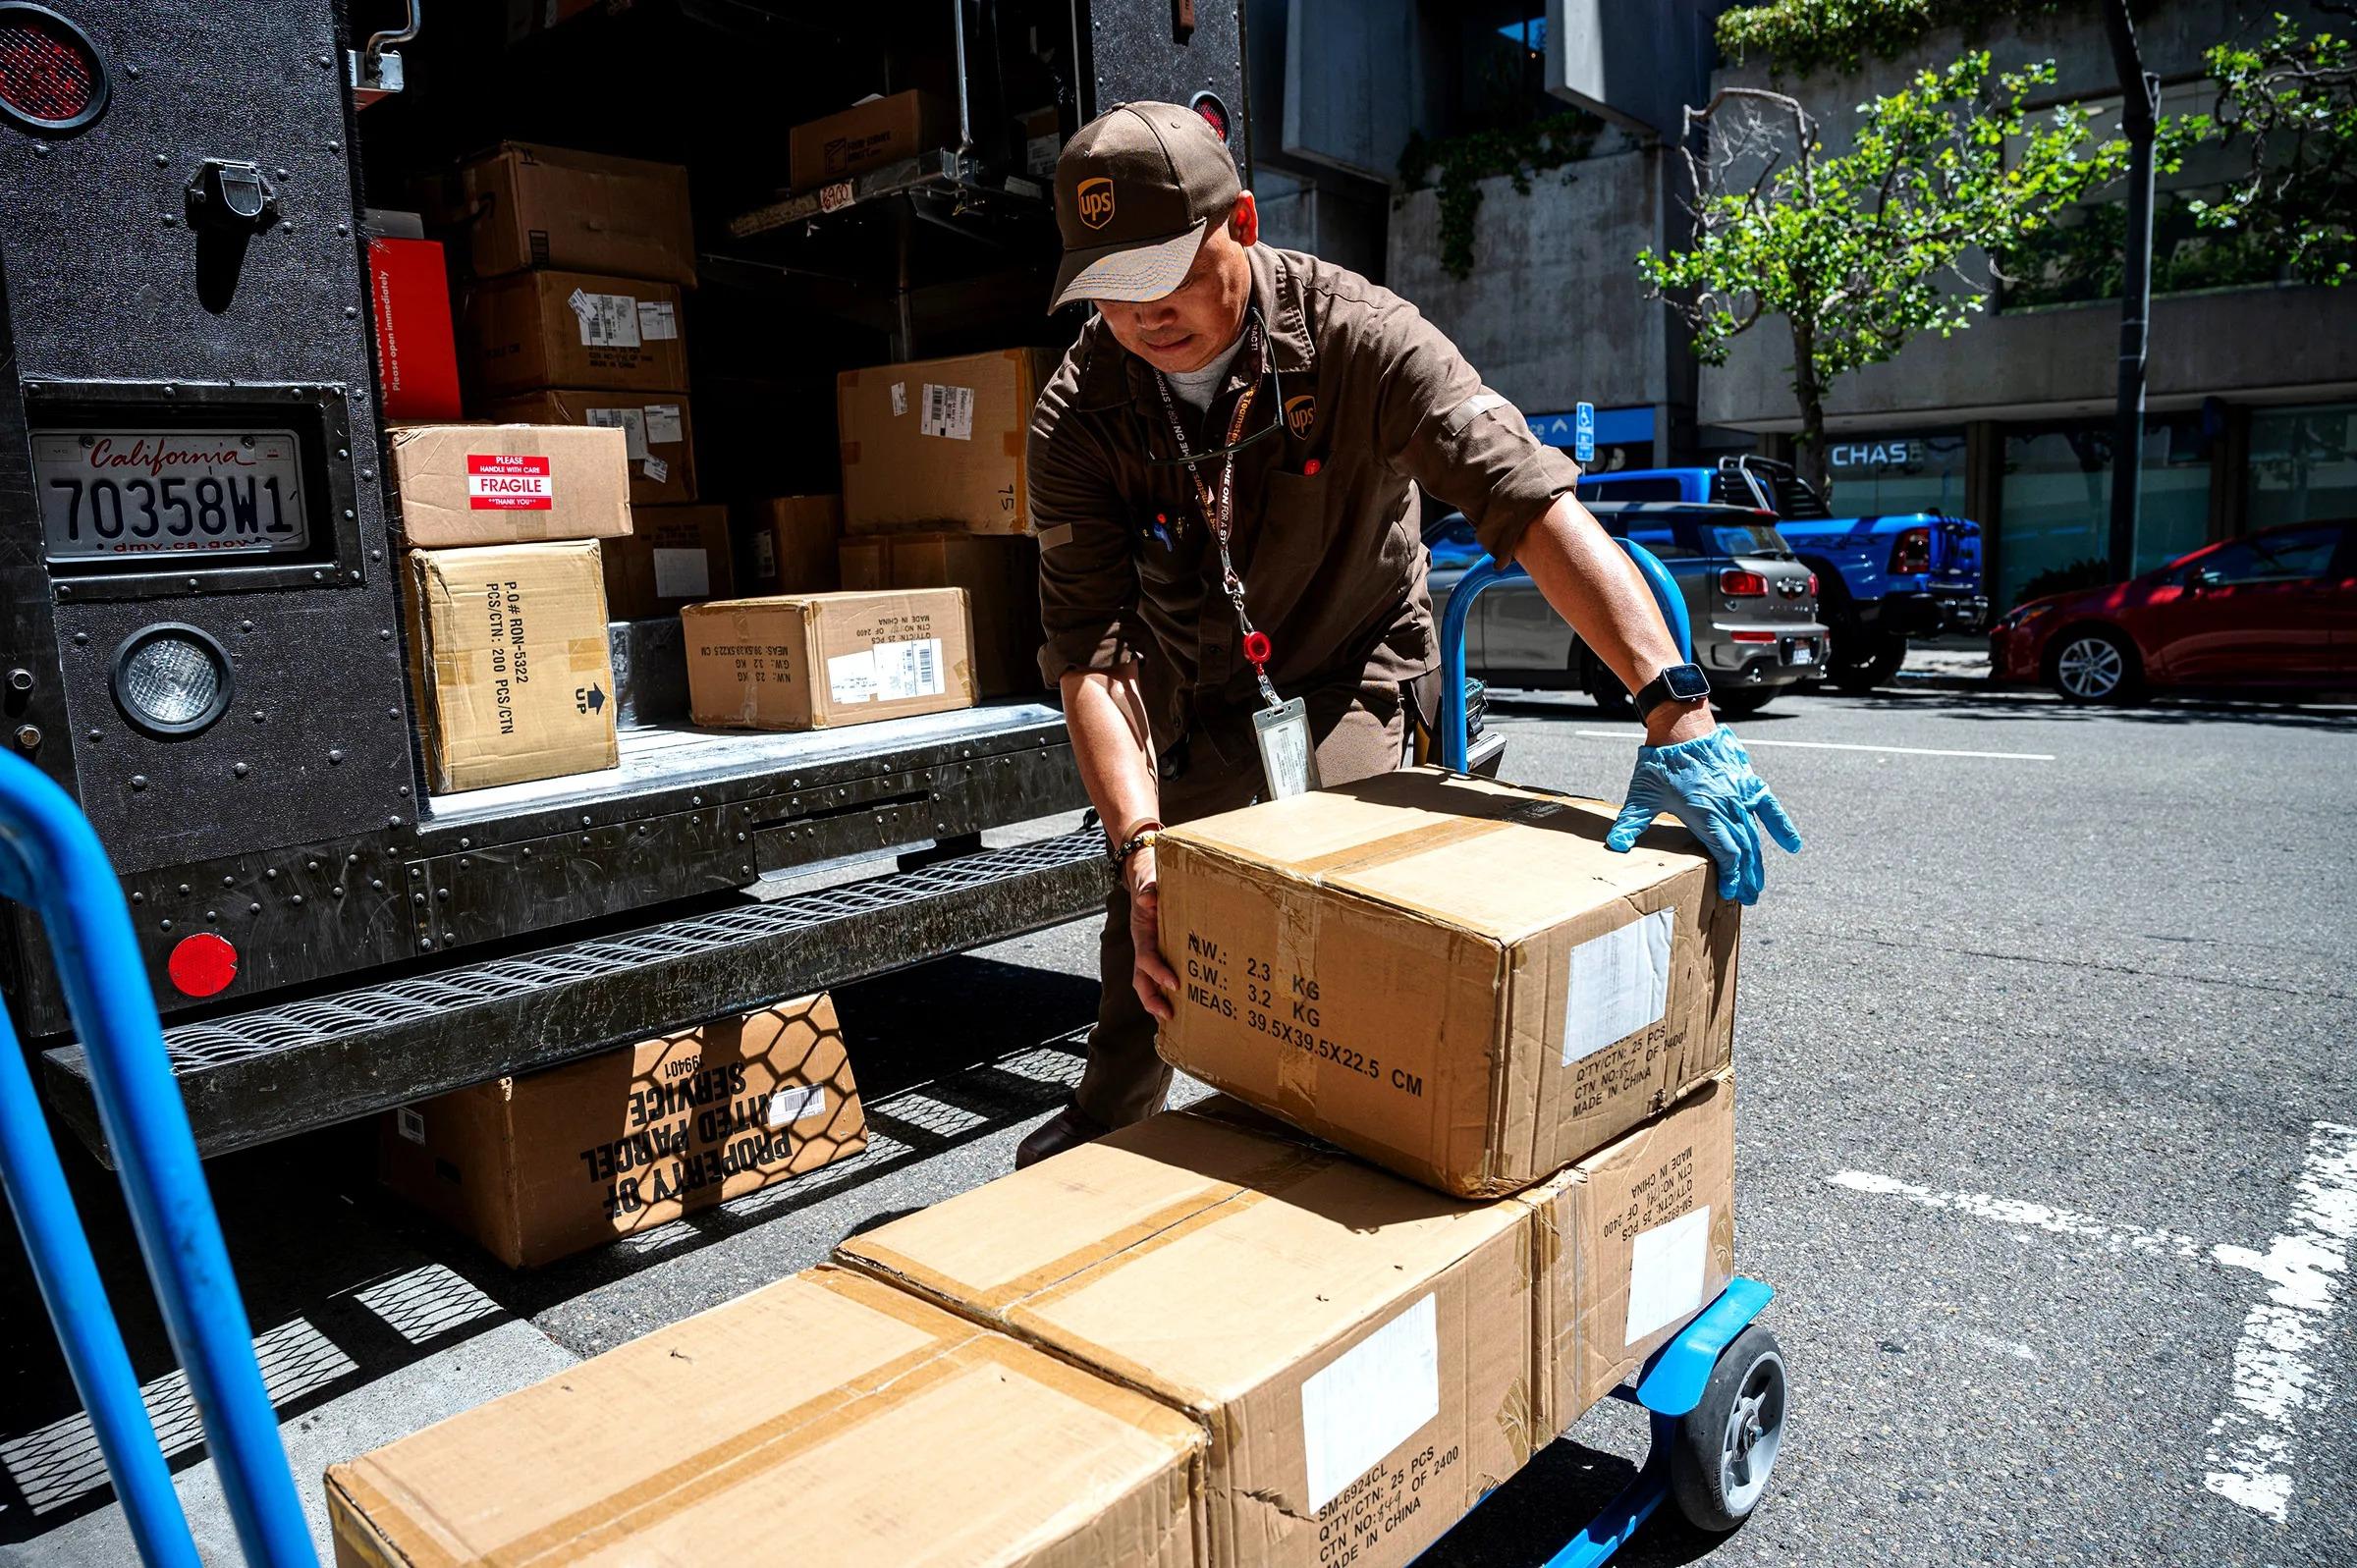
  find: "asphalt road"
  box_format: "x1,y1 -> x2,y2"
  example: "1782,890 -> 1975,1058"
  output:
4,677 -> 2353,1566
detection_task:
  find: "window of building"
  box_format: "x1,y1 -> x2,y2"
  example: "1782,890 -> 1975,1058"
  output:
1998,415 -> 2214,607
1821,430 -> 1967,517
2246,404 -> 2357,531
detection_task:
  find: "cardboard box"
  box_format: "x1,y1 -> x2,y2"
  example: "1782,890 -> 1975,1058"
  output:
379,995 -> 866,1268
365,237 -> 463,422
460,268 -> 688,400
683,587 -> 975,731
790,89 -> 956,190
1019,106 -> 1065,180
480,389 -> 697,507
325,1265 -> 1205,1568
405,540 -> 619,794
428,141 -> 695,287
1528,1072 -> 1736,1431
838,1109 -> 1534,1568
1153,768 -> 1739,1198
609,615 -> 687,728
840,530 -> 1040,696
743,492 -> 843,592
838,349 -> 1058,535
387,422 -> 634,549
601,503 -> 735,620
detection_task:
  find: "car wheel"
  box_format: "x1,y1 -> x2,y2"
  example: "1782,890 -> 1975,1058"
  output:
2050,627 -> 2144,705
1715,688 -> 1776,718
1828,631 -> 1905,694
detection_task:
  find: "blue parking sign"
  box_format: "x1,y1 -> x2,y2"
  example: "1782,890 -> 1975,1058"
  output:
1573,402 -> 1595,464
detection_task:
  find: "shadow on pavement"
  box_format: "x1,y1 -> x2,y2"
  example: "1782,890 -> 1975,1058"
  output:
1843,685 -> 2357,730
1423,1436 -> 1729,1567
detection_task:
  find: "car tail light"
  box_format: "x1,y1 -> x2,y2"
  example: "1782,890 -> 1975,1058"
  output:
1719,569 -> 1768,597
1730,630 -> 1778,644
1889,526 -> 1932,574
1807,572 -> 1819,596
0,5 -> 108,135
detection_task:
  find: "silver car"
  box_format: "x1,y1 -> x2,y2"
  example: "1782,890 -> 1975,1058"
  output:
1427,503 -> 1829,716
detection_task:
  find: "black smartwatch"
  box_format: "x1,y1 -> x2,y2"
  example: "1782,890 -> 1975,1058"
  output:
1633,662 -> 1712,718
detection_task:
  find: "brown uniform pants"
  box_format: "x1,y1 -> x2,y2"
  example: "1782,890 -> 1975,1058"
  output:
1074,676 -> 1423,1128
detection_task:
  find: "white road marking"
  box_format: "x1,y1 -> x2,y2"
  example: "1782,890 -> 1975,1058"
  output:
2201,1121 -> 2357,1522
1573,730 -> 2055,761
1826,1169 -> 2210,1259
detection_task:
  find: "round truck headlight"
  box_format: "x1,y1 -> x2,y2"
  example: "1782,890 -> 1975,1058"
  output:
111,624 -> 232,737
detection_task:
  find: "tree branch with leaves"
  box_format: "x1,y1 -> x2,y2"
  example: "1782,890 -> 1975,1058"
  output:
2190,10 -> 2355,287
1639,54 -> 2132,500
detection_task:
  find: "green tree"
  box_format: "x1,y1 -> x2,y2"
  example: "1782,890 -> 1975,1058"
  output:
1639,54 -> 2131,501
2190,11 -> 2355,286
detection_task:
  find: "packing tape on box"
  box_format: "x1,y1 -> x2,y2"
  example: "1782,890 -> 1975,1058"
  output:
1292,815 -> 1511,880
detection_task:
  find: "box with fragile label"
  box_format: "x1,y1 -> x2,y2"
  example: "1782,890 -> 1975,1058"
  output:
480,389 -> 696,507
601,504 -> 735,620
404,540 -> 619,793
1154,768 -> 1739,1198
460,268 -> 688,400
838,349 -> 1058,535
325,1266 -> 1205,1567
838,1108 -> 1533,1568
424,141 -> 695,287
839,530 -> 1040,695
789,89 -> 956,190
379,994 -> 866,1268
387,422 -> 633,548
682,587 -> 974,731
1528,1072 -> 1734,1429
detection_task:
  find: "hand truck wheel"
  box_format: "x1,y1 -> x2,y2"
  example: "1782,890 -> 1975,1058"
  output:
1668,1323 -> 1786,1533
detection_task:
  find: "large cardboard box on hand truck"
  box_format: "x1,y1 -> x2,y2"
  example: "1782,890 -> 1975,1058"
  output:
325,1265 -> 1205,1567
837,1108 -> 1536,1568
1152,768 -> 1739,1198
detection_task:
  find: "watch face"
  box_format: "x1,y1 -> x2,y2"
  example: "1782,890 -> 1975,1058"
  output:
1663,663 -> 1712,700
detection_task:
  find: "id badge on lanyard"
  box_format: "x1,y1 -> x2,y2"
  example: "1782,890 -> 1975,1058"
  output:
1252,697 -> 1319,799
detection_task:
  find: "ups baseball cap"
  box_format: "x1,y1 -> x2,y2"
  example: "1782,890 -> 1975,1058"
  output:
1049,101 -> 1241,310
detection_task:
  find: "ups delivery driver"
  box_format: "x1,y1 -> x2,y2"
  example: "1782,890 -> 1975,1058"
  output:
1016,103 -> 1802,1168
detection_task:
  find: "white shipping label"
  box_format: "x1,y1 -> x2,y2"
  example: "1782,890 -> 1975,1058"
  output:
395,1107 -> 425,1145
635,299 -> 679,340
584,406 -> 649,460
1624,1206 -> 1711,1344
766,1084 -> 829,1129
873,637 -> 945,701
1299,1295 -> 1440,1514
641,456 -> 671,485
1024,133 -> 1061,178
1562,907 -> 1675,1065
642,404 -> 685,445
918,382 -> 975,441
890,381 -> 908,417
827,648 -> 880,704
651,547 -> 709,600
569,289 -> 642,349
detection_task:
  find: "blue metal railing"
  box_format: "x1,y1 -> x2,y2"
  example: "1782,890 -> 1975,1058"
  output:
1437,536 -> 1693,771
0,750 -> 316,1566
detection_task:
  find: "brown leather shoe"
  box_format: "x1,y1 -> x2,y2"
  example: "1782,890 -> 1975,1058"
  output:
1014,1100 -> 1111,1170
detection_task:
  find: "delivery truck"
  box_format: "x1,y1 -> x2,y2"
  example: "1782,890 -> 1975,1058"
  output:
0,0 -> 1262,1164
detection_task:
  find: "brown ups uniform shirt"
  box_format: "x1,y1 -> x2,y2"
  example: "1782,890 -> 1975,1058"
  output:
1031,243 -> 1581,765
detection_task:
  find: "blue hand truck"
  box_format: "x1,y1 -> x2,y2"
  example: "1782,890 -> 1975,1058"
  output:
0,750 -> 317,1567
1427,541 -> 1789,1563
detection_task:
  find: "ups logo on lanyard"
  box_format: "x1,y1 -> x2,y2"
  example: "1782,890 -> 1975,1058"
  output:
1283,394 -> 1317,440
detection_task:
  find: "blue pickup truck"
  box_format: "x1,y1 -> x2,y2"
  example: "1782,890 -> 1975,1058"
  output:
1576,457 -> 1988,692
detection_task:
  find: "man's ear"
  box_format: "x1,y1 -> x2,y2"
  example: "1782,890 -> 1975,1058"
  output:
1230,190 -> 1259,247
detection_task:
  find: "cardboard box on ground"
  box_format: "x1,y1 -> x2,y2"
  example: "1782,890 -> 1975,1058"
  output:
1152,768 -> 1738,1197
480,389 -> 697,507
460,268 -> 688,401
404,540 -> 619,794
387,422 -> 633,549
326,1265 -> 1203,1568
422,141 -> 696,288
379,995 -> 865,1268
838,349 -> 1059,535
683,587 -> 976,731
790,89 -> 957,190
602,504 -> 735,621
840,529 -> 1041,696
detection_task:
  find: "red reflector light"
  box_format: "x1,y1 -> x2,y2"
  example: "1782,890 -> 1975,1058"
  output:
1807,572 -> 1819,596
0,4 -> 105,134
1190,90 -> 1231,142
1719,569 -> 1768,597
167,932 -> 238,999
1730,630 -> 1778,644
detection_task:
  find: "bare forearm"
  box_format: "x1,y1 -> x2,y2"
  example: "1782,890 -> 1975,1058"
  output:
1060,664 -> 1162,841
1510,495 -> 1715,744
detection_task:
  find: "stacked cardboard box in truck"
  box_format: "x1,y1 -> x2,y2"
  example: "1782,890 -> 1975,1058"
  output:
424,141 -> 696,287
602,504 -> 735,621
481,388 -> 697,507
838,349 -> 1057,535
742,493 -> 844,593
839,529 -> 1040,696
682,587 -> 975,731
460,268 -> 689,402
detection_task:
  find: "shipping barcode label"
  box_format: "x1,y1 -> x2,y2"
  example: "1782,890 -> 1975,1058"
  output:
766,1084 -> 829,1129
1625,1206 -> 1711,1344
465,453 -> 553,511
642,404 -> 685,445
826,637 -> 946,704
635,299 -> 679,340
568,288 -> 641,348
1562,907 -> 1674,1064
918,383 -> 975,441
1024,133 -> 1061,178
584,406 -> 649,460
890,382 -> 908,417
641,456 -> 671,484
651,547 -> 707,599
1299,1295 -> 1440,1513
395,1106 -> 426,1145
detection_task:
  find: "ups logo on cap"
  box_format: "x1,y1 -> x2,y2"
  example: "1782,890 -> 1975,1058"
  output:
1284,395 -> 1317,439
1076,177 -> 1116,230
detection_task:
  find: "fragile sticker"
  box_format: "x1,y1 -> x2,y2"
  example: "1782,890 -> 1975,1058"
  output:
635,299 -> 679,340
766,1084 -> 829,1129
584,406 -> 649,460
1299,1294 -> 1439,1513
465,453 -> 553,511
919,383 -> 975,441
1562,907 -> 1674,1064
651,546 -> 707,600
568,288 -> 641,349
1624,1205 -> 1710,1344
642,404 -> 685,445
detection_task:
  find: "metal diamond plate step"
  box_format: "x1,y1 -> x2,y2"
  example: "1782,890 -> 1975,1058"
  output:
42,831 -> 1110,1163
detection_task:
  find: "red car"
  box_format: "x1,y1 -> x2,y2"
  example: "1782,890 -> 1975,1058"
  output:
1990,520 -> 2357,703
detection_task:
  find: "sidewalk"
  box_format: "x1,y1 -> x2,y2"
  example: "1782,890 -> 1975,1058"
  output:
1891,634 -> 1990,691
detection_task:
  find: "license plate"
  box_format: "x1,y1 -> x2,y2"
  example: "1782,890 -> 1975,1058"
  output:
32,429 -> 309,563
1789,640 -> 1816,666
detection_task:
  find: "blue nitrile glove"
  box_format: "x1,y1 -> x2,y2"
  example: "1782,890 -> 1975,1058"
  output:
1607,727 -> 1801,905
